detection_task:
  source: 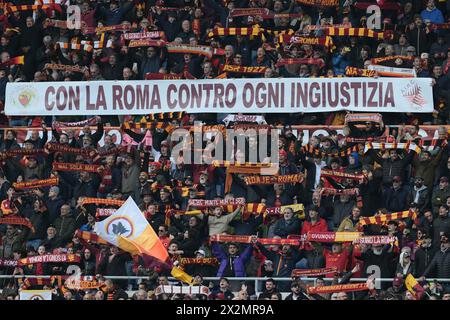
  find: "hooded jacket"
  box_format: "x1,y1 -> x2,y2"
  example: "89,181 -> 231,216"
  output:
213,242 -> 253,277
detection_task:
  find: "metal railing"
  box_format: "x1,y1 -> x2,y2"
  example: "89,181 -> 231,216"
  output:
1,275 -> 450,295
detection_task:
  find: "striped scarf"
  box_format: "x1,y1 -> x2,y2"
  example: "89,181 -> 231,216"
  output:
52,162 -> 102,173
363,142 -> 421,154
345,66 -> 376,77
122,121 -> 171,131
13,177 -> 58,190
144,112 -> 185,121
323,27 -> 393,40
359,210 -> 417,226
208,26 -> 262,38
0,216 -> 35,233
81,198 -> 125,206
4,5 -> 50,15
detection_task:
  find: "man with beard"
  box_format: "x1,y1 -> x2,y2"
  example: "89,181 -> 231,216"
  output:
407,176 -> 430,212
432,205 -> 450,249
423,232 -> 450,291
432,176 -> 450,216
414,233 -> 436,277
357,243 -> 397,290
413,149 -> 444,191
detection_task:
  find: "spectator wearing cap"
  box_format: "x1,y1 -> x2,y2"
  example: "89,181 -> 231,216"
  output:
209,277 -> 235,300
385,276 -> 404,300
432,176 -> 450,216
396,250 -> 416,278
432,205 -> 450,249
382,176 -> 410,213
413,148 -> 444,191
407,176 -> 430,212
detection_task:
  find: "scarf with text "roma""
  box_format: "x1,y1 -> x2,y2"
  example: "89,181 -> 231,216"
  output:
353,235 -> 397,245
52,162 -> 102,173
323,27 -> 393,40
363,141 -> 421,154
306,231 -> 361,242
19,254 -> 81,265
122,31 -> 166,41
13,177 -> 58,190
244,173 -> 304,185
291,267 -> 337,277
277,34 -> 334,49
307,282 -> 369,294
96,208 -> 117,218
210,234 -> 302,246
359,210 -> 417,226
0,216 -> 35,233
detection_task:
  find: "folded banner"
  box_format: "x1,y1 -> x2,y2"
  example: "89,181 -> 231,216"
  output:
359,210 -> 417,226
291,267 -> 337,277
155,285 -> 210,296
324,28 -> 393,40
19,254 -> 80,265
75,230 -> 108,245
222,65 -> 268,74
244,173 -> 304,185
363,142 -> 421,154
368,65 -> 416,78
188,198 -> 246,208
5,78 -> 434,115
13,177 -> 59,190
307,283 -> 369,295
44,63 -> 87,74
95,208 -> 117,218
52,162 -> 102,173
81,197 -> 125,206
320,169 -> 366,181
307,232 -> 361,242
345,66 -> 376,78
0,216 -> 35,233
354,235 -> 397,244
52,117 -> 98,129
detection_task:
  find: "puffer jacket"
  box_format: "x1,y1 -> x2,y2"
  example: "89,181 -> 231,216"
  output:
53,214 -> 76,246
213,242 -> 253,278
423,248 -> 450,278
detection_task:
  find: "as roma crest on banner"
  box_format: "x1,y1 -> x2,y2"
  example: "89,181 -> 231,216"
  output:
19,290 -> 52,300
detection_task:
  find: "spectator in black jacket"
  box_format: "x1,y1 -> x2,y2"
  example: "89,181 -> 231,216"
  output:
273,207 -> 301,238
382,176 -> 411,212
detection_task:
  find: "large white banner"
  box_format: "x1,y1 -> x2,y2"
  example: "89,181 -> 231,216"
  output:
5,78 -> 433,115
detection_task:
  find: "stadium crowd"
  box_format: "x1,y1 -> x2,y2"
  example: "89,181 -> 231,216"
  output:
0,0 -> 448,300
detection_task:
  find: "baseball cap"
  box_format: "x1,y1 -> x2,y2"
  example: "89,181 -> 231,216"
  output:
195,249 -> 206,257
393,277 -> 403,287
440,176 -> 449,183
393,176 -> 402,182
406,46 -> 415,52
